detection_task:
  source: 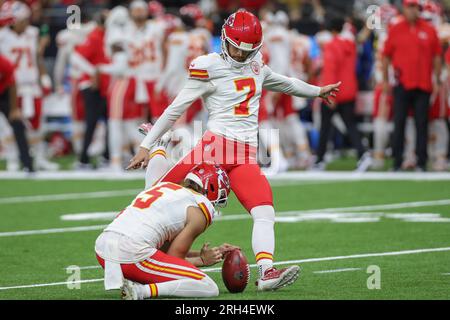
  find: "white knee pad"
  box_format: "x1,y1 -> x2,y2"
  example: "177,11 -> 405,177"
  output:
251,205 -> 275,224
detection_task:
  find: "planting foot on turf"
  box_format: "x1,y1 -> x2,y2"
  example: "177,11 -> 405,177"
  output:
256,265 -> 300,291
121,279 -> 141,300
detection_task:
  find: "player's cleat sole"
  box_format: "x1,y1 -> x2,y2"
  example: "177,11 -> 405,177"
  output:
256,265 -> 301,291
121,279 -> 140,300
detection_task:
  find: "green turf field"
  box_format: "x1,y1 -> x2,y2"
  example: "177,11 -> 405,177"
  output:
0,177 -> 449,300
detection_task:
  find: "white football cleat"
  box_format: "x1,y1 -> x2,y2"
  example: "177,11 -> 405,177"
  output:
35,158 -> 59,171
256,265 -> 300,291
121,279 -> 141,300
6,160 -> 19,172
138,122 -> 172,149
138,123 -> 153,136
355,152 -> 373,173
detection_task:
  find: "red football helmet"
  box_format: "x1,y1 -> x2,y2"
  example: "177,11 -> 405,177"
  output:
180,3 -> 204,22
221,9 -> 263,67
185,162 -> 231,208
148,1 -> 164,18
0,1 -> 14,27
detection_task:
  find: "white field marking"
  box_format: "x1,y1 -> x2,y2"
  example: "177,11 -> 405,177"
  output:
302,199 -> 450,213
0,225 -> 106,237
0,278 -> 104,290
65,266 -> 101,270
0,181 -> 345,206
58,196 -> 450,223
3,246 -> 449,290
58,211 -> 449,223
313,268 -> 362,274
0,189 -> 140,205
5,211 -> 449,239
61,212 -> 118,221
442,273 -> 450,275
2,170 -> 450,181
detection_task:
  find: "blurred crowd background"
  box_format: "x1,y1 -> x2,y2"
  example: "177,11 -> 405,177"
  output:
0,0 -> 449,173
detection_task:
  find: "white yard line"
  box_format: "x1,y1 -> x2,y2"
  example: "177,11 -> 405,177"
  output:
312,199 -> 450,213
0,225 -> 106,237
313,268 -> 362,274
2,246 -> 449,291
0,181 -> 346,206
0,278 -> 104,290
0,189 -> 140,205
1,171 -> 450,181
2,199 -> 449,237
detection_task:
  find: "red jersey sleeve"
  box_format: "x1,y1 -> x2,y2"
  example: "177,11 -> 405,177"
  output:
382,28 -> 395,58
429,26 -> 442,57
321,42 -> 339,85
445,47 -> 450,66
75,32 -> 98,62
0,55 -> 15,93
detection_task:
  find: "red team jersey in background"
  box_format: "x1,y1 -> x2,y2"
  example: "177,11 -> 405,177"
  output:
0,55 -> 15,94
75,27 -> 110,97
383,17 -> 442,93
321,35 -> 358,104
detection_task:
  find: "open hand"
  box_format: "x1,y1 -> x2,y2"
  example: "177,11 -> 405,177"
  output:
218,243 -> 240,256
319,81 -> 341,106
200,243 -> 223,266
126,147 -> 150,170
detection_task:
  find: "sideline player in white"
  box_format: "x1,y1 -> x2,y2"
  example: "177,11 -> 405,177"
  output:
127,9 -> 340,291
0,1 -> 58,171
264,11 -> 313,170
95,162 -> 238,299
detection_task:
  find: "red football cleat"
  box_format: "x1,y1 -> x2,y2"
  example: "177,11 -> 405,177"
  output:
138,123 -> 153,136
256,265 -> 300,291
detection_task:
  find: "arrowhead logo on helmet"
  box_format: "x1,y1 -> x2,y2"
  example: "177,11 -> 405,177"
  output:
221,9 -> 264,67
185,162 -> 231,208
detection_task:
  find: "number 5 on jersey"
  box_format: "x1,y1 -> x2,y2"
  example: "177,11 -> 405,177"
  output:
234,78 -> 256,116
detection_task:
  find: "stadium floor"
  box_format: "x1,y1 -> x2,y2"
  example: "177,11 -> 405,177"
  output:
0,171 -> 449,300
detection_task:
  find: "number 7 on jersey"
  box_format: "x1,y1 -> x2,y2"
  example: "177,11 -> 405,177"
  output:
234,78 -> 256,116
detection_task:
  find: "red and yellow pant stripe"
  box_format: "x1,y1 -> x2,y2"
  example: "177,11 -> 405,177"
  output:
149,283 -> 158,298
149,149 -> 167,159
255,251 -> 273,263
140,260 -> 205,281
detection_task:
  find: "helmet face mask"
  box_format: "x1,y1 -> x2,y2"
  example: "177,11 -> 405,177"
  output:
185,163 -> 231,209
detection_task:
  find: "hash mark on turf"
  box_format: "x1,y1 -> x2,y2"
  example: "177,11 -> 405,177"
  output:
313,268 -> 362,274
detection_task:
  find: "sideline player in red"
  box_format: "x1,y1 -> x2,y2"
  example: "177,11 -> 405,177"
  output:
127,9 -> 340,291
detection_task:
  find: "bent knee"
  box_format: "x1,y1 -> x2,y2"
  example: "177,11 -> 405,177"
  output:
203,276 -> 219,297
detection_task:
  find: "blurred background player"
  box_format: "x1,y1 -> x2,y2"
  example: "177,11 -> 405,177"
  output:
382,0 -> 442,172
313,16 -> 372,172
153,3 -> 211,166
54,8 -> 95,156
0,1 -> 57,171
264,10 -> 313,170
71,10 -> 110,170
103,0 -> 166,171
95,162 -> 238,299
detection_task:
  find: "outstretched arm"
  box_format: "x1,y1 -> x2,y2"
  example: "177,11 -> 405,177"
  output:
127,78 -> 214,170
262,65 -> 340,104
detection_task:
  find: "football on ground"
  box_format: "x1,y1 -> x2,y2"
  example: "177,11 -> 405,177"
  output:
222,249 -> 250,293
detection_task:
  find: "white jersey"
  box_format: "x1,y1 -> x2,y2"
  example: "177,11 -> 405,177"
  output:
0,26 -> 41,96
157,28 -> 209,98
289,31 -> 310,80
54,22 -> 96,83
264,25 -> 291,75
123,20 -> 165,81
96,182 -> 215,263
140,52 -> 321,149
